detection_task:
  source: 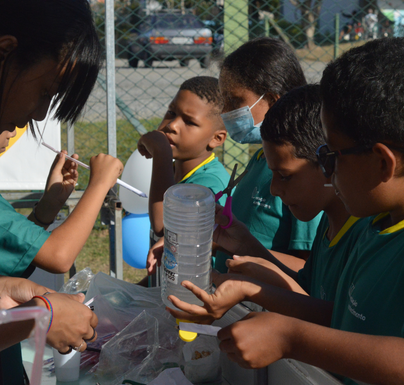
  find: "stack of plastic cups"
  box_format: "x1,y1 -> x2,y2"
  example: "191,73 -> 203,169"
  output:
161,184 -> 215,308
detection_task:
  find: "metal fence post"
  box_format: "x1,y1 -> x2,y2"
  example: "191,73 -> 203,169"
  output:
108,199 -> 123,280
334,13 -> 340,59
67,122 -> 75,155
223,0 -> 250,173
114,200 -> 124,280
223,0 -> 248,55
105,0 -> 123,279
105,0 -> 117,158
66,122 -> 76,278
68,202 -> 77,278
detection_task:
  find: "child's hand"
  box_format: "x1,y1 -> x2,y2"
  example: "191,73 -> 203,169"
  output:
27,293 -> 98,354
31,152 -> 79,226
146,237 -> 164,275
218,311 -> 293,369
43,151 -> 79,207
227,256 -> 304,293
165,271 -> 247,324
88,154 -> 123,190
138,131 -> 171,159
0,277 -> 54,309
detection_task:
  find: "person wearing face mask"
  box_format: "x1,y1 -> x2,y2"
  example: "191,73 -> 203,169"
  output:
214,38 -> 322,274
220,93 -> 265,144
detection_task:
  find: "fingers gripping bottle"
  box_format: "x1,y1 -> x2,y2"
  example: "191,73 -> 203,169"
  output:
161,184 -> 215,310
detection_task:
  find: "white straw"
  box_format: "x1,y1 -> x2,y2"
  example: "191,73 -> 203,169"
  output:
42,142 -> 147,198
84,297 -> 95,307
324,184 -> 333,187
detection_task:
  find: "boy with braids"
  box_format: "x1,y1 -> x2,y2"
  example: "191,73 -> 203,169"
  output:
138,76 -> 229,245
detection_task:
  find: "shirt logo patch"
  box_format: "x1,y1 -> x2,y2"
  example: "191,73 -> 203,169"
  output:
347,283 -> 366,321
252,187 -> 271,209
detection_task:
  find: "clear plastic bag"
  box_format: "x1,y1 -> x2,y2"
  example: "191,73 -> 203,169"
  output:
80,294 -> 127,370
147,367 -> 193,385
183,335 -> 221,384
86,272 -> 163,315
94,308 -> 184,385
46,271 -> 188,383
59,267 -> 94,294
0,307 -> 49,385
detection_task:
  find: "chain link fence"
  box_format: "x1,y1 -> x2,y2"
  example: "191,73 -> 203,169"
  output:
64,0 -> 404,188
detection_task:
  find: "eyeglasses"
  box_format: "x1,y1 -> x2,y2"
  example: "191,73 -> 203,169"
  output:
316,143 -> 404,177
316,144 -> 373,177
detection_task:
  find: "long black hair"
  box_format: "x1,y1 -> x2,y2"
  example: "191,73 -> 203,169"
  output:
0,0 -> 102,132
221,37 -> 307,100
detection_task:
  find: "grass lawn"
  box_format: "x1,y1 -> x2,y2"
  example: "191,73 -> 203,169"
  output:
71,227 -> 147,284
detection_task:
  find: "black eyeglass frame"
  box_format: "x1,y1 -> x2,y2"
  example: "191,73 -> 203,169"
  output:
316,143 -> 394,178
316,143 -> 404,178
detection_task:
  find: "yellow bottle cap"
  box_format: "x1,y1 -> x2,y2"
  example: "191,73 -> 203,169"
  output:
176,318 -> 198,342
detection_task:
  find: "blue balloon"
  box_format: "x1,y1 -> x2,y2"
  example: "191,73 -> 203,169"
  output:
122,213 -> 151,269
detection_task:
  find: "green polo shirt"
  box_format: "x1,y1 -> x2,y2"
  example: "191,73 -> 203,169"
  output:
179,155 -> 230,206
331,213 -> 404,385
214,149 -> 321,273
0,194 -> 50,385
298,214 -> 369,301
0,194 -> 50,277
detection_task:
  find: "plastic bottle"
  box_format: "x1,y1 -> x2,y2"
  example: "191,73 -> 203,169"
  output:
161,184 -> 215,309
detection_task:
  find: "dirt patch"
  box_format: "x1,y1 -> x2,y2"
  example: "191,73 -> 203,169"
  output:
296,41 -> 367,62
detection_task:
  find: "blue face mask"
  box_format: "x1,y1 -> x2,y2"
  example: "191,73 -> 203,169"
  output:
221,94 -> 265,144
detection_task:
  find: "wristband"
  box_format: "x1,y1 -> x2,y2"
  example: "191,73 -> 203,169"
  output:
33,295 -> 53,333
33,202 -> 54,226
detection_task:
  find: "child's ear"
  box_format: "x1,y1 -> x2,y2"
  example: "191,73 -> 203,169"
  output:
265,93 -> 281,109
208,129 -> 227,150
373,143 -> 396,182
0,36 -> 18,63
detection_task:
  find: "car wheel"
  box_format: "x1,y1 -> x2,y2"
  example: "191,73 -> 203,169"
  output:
144,56 -> 153,68
128,57 -> 139,68
199,56 -> 209,69
179,59 -> 190,67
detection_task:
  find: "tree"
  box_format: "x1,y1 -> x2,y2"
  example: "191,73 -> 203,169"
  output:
289,0 -> 323,49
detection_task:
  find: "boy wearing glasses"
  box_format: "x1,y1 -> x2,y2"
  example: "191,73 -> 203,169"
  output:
166,39 -> 404,384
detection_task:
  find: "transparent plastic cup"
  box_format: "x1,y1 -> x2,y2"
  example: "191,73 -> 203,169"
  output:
52,348 -> 81,382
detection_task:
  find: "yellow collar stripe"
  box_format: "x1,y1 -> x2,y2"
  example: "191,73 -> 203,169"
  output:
372,212 -> 390,225
257,149 -> 264,160
328,216 -> 360,248
376,212 -> 404,234
0,125 -> 28,158
180,153 -> 215,182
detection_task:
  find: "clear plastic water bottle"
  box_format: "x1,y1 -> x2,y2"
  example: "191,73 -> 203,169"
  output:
161,184 -> 215,309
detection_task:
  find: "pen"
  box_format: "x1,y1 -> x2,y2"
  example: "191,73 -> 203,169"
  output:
42,142 -> 147,198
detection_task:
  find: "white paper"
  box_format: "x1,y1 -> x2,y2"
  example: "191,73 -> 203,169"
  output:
0,115 -> 60,190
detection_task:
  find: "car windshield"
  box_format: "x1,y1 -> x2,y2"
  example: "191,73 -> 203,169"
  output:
149,14 -> 205,29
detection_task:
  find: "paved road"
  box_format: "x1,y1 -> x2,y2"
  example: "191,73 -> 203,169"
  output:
83,57 -> 327,124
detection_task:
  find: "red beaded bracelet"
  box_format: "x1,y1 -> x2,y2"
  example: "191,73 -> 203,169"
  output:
33,295 -> 53,333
